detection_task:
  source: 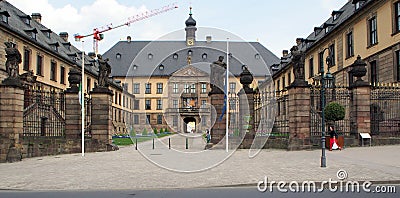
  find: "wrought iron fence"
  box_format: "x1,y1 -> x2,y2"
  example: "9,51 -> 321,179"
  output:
310,85 -> 352,138
23,89 -> 65,137
254,90 -> 288,138
370,84 -> 400,136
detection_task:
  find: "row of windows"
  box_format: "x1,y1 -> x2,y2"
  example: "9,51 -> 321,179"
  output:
133,83 -> 211,94
142,98 -> 209,110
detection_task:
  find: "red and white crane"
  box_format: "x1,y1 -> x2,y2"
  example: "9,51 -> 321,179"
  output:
74,3 -> 178,54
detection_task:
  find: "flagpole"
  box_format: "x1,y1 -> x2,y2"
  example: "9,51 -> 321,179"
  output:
226,38 -> 229,152
81,41 -> 85,157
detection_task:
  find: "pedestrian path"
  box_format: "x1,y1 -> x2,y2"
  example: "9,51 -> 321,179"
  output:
0,137 -> 399,191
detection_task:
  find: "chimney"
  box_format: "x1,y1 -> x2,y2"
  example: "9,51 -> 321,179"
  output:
31,13 -> 42,23
282,50 -> 288,57
206,36 -> 212,43
127,36 -> 131,42
59,32 -> 68,42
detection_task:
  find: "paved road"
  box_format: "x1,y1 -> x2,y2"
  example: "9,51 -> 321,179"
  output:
0,186 -> 398,198
0,134 -> 399,191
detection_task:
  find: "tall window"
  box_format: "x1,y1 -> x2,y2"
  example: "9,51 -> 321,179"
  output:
396,51 -> 400,81
133,99 -> 139,110
368,16 -> 378,46
309,57 -> 314,78
157,115 -> 163,124
173,100 -> 178,108
50,61 -> 57,81
36,54 -> 43,76
173,116 -> 178,126
328,44 -> 336,66
184,84 -> 190,93
60,66 -> 65,84
133,115 -> 139,124
395,1 -> 400,33
287,72 -> 291,85
146,115 -> 150,124
282,77 -> 286,89
23,48 -> 30,71
370,61 -> 378,85
318,51 -> 324,74
173,83 -> 178,93
346,31 -> 354,58
201,100 -> 207,108
229,82 -> 236,94
191,84 -> 196,93
145,99 -> 151,110
201,83 -> 207,93
157,83 -> 163,94
133,83 -> 140,94
157,99 -> 162,110
145,83 -> 151,94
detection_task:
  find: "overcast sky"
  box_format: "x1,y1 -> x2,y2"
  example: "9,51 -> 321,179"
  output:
7,0 -> 348,56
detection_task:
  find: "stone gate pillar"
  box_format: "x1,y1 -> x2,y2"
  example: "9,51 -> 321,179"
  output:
238,66 -> 255,149
349,56 -> 371,138
0,79 -> 24,162
209,93 -> 226,145
287,85 -> 311,150
90,87 -> 113,150
65,70 -> 81,139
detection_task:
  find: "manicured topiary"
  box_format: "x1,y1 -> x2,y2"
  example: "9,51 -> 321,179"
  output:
324,102 -> 345,122
153,128 -> 158,134
159,128 -> 164,134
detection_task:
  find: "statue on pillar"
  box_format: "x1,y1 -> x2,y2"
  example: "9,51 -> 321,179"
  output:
209,56 -> 227,94
290,45 -> 308,87
4,42 -> 22,78
97,54 -> 111,87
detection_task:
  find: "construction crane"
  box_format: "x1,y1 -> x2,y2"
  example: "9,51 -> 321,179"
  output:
74,3 -> 178,54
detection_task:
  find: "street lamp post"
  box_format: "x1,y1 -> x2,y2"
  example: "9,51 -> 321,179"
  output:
320,49 -> 333,168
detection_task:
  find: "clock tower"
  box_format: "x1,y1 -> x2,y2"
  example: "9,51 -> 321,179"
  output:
185,7 -> 197,46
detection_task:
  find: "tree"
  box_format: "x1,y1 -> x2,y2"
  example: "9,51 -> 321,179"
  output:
324,102 -> 345,123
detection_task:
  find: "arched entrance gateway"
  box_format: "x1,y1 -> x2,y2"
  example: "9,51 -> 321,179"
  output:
183,117 -> 197,133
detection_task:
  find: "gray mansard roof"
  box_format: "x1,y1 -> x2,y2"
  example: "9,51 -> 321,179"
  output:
103,40 -> 279,78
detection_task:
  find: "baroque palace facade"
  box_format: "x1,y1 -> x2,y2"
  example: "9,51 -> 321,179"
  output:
0,0 -> 133,135
103,10 -> 279,134
271,0 -> 400,90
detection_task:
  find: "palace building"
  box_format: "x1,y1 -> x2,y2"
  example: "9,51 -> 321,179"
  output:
103,9 -> 279,134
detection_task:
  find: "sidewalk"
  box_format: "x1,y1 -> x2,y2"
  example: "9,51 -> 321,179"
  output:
0,134 -> 399,191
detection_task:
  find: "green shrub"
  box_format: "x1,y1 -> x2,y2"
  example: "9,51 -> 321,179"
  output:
164,128 -> 169,133
324,102 -> 345,122
142,128 -> 148,136
153,128 -> 158,134
130,128 -> 136,137
159,128 -> 164,133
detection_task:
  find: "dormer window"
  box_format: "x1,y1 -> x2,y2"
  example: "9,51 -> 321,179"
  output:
173,53 -> 178,59
242,65 -> 247,71
202,53 -> 207,59
187,50 -> 193,56
25,28 -> 38,40
353,0 -> 365,10
133,65 -> 138,70
323,23 -> 335,34
49,42 -> 59,52
255,53 -> 260,60
62,42 -> 71,50
148,53 -> 153,60
20,15 -> 31,25
0,11 -> 10,23
314,27 -> 323,36
159,64 -> 164,70
331,10 -> 343,21
116,53 -> 121,59
41,29 -> 52,38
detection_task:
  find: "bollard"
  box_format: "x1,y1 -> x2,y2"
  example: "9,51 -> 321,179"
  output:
152,138 -> 155,149
186,137 -> 188,149
169,138 -> 171,149
135,138 -> 137,150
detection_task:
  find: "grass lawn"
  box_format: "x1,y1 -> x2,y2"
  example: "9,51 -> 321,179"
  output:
112,133 -> 173,146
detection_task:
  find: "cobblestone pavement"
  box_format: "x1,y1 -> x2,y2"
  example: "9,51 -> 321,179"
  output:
0,134 -> 399,191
